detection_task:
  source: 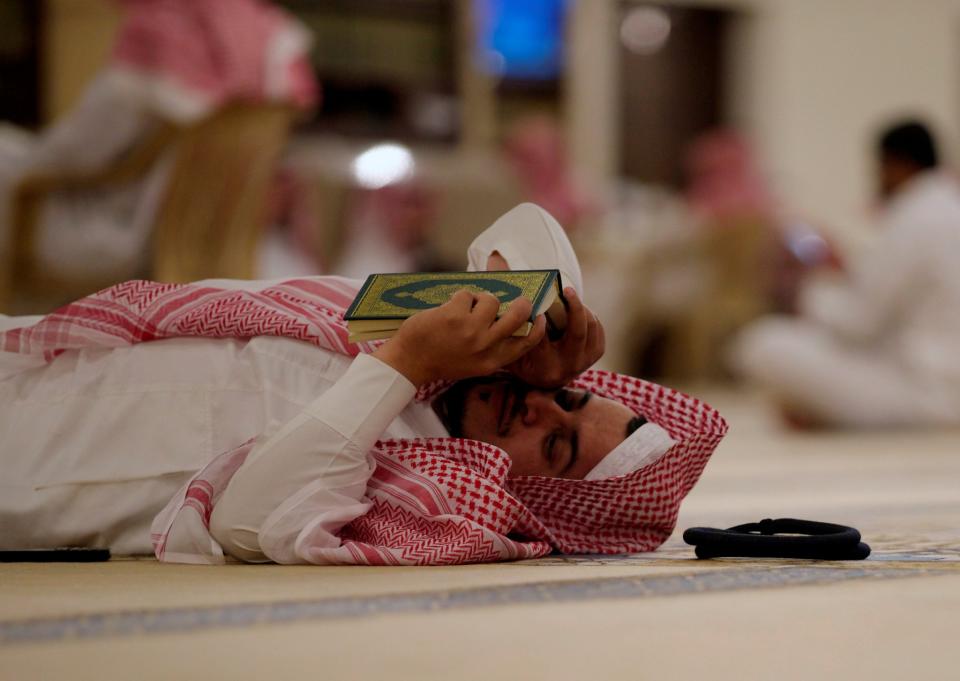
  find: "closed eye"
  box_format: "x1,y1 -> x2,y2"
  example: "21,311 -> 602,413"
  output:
555,389 -> 592,412
542,427 -> 580,477
543,430 -> 560,467
559,430 -> 579,477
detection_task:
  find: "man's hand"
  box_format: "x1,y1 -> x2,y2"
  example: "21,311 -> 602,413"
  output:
373,290 -> 547,386
506,287 -> 605,389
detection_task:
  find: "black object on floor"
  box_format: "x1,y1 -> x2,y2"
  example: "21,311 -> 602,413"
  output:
0,548 -> 111,562
683,518 -> 871,560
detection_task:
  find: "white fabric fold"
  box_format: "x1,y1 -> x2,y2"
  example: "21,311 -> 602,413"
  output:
584,423 -> 676,481
467,203 -> 584,295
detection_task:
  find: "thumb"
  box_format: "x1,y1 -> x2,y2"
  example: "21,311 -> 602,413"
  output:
487,296 -> 533,341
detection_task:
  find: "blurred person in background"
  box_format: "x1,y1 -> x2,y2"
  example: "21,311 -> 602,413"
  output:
684,128 -> 840,314
685,129 -> 777,227
333,179 -> 439,279
732,120 -> 960,428
0,0 -> 316,284
503,114 -> 598,233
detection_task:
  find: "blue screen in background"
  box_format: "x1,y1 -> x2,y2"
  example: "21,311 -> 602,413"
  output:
476,0 -> 570,80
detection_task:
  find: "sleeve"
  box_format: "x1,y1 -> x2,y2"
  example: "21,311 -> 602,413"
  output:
20,73 -> 153,176
799,217 -> 925,342
208,352 -> 417,564
467,202 -> 584,295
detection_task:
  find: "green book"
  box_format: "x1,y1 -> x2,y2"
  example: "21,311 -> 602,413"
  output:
344,270 -> 566,343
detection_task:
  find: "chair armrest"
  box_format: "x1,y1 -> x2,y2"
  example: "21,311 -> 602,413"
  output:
7,123 -> 179,282
14,122 -> 179,195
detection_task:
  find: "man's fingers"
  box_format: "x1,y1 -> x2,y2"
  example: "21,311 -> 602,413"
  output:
584,312 -> 603,360
485,251 -> 510,271
486,296 -> 533,342
445,289 -> 478,313
529,312 -> 547,344
594,312 -> 606,354
561,288 -> 589,346
493,314 -> 546,365
469,291 -> 503,324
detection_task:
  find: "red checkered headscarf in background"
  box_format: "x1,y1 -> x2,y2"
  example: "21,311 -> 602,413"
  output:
111,0 -> 318,119
0,277 -> 727,565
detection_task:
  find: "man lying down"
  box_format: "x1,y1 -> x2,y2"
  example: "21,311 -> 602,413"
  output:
0,204 -> 727,565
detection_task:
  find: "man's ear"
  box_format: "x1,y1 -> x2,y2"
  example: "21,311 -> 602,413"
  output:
486,251 -> 510,271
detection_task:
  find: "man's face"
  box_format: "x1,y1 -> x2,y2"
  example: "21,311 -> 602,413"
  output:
434,375 -> 637,479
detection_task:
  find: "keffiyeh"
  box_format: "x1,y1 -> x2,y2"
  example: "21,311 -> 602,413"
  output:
111,0 -> 317,121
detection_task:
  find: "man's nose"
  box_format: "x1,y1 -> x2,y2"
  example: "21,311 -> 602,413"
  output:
520,391 -> 567,427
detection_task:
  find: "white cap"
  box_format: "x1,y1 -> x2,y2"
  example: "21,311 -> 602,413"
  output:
466,203 -> 584,295
583,422 -> 676,481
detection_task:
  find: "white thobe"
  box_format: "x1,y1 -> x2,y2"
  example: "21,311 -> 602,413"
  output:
0,336 -> 446,558
733,172 -> 960,426
0,72 -> 170,282
0,66 -> 316,284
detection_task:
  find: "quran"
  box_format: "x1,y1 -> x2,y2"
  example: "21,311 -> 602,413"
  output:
344,270 -> 565,342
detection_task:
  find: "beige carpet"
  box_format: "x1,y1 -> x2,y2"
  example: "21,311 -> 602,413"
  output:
2,388 -> 958,681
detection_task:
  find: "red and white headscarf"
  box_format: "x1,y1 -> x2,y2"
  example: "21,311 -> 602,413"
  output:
503,115 -> 598,231
0,277 -> 726,565
109,0 -> 318,121
684,129 -> 777,225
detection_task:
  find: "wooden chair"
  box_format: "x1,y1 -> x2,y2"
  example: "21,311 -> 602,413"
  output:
152,104 -> 294,283
595,219 -> 774,382
663,219 -> 775,380
2,103 -> 296,312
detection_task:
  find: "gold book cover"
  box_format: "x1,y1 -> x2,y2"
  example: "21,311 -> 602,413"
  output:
344,270 -> 563,342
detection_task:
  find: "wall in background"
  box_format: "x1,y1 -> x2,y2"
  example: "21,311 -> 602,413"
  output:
43,0 -> 119,122
570,0 -> 960,244
733,0 -> 960,243
0,1 -> 42,126
34,0 -> 960,247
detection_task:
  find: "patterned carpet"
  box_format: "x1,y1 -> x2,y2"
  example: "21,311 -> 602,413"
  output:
4,532 -> 957,648
0,568 -> 949,647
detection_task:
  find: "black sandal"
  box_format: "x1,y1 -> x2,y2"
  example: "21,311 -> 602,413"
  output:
683,518 -> 871,560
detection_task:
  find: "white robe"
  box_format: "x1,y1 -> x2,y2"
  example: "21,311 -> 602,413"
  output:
0,73 -> 170,282
0,64 -> 318,284
733,172 -> 960,427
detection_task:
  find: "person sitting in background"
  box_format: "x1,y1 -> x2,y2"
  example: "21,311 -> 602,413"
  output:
685,129 -> 777,228
503,114 -> 598,232
732,120 -> 960,428
333,179 -> 439,279
684,129 -> 841,314
0,0 -> 316,284
0,204 -> 723,566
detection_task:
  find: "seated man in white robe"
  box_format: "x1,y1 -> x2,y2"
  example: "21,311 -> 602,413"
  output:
733,121 -> 960,428
0,0 -> 315,284
0,204 -> 714,564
